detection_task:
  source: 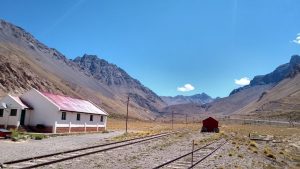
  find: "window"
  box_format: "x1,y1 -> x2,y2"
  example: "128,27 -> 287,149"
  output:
0,109 -> 3,117
90,115 -> 93,121
10,109 -> 17,116
61,112 -> 66,120
76,113 -> 81,121
100,116 -> 104,122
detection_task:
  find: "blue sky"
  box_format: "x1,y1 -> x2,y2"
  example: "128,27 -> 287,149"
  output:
1,0 -> 300,97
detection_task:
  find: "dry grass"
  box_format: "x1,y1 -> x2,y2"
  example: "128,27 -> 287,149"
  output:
107,118 -> 200,132
221,124 -> 300,137
111,130 -> 160,141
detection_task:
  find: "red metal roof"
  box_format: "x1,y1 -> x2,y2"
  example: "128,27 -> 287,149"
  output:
41,92 -> 107,115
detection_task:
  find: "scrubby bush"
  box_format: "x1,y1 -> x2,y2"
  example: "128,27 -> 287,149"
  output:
249,141 -> 258,148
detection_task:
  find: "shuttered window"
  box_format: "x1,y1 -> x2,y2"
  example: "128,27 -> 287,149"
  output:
10,109 -> 17,116
61,112 -> 66,120
77,113 -> 81,121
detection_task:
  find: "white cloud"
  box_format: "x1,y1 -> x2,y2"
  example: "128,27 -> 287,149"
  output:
234,77 -> 250,86
177,84 -> 195,92
292,33 -> 300,45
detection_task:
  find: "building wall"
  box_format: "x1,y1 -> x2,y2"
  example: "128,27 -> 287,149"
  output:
21,89 -> 60,127
55,111 -> 106,127
0,95 -> 23,128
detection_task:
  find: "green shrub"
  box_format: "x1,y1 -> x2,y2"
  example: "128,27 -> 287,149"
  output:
32,134 -> 45,140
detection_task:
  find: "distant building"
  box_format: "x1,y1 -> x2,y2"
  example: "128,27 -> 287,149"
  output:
0,88 -> 108,133
201,117 -> 219,133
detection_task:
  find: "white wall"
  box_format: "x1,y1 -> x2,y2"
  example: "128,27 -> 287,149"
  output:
55,111 -> 106,127
0,95 -> 23,128
21,89 -> 60,127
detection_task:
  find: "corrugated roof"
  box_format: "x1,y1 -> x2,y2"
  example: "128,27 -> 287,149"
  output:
41,92 -> 107,115
10,96 -> 32,109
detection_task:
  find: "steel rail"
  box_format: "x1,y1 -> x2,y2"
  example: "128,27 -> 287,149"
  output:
153,138 -> 221,169
3,132 -> 174,168
187,139 -> 229,169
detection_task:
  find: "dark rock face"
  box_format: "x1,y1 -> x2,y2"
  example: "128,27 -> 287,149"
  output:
230,55 -> 300,96
161,93 -> 214,106
73,54 -> 166,112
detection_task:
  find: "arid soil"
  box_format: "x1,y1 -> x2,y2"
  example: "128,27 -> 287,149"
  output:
1,123 -> 299,169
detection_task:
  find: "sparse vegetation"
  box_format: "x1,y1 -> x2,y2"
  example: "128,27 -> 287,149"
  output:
249,141 -> 258,148
263,147 -> 276,159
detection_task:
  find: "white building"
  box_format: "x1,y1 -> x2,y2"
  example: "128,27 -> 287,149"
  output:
0,88 -> 108,133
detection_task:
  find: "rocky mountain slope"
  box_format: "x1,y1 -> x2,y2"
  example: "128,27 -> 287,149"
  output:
161,93 -> 213,106
73,55 -> 165,112
206,55 -> 300,121
0,19 -> 165,120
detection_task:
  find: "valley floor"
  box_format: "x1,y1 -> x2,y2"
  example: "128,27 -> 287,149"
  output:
0,119 -> 299,169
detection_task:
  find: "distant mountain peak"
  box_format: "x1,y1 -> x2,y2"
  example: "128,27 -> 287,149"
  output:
73,54 -> 166,112
161,93 -> 214,106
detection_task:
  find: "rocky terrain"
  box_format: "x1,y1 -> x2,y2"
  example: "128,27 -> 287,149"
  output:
0,19 -> 166,120
73,55 -> 166,113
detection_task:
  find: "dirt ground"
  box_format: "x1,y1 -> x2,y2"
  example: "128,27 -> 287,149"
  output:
1,119 -> 299,169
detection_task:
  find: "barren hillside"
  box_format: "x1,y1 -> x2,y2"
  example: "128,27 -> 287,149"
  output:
0,19 -> 166,120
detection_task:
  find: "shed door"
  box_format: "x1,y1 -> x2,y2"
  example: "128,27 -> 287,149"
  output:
20,110 -> 26,125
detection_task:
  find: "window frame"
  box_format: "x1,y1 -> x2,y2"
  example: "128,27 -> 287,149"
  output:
10,109 -> 17,116
0,109 -> 3,117
90,115 -> 93,121
100,115 -> 104,122
61,112 -> 66,120
76,113 -> 81,121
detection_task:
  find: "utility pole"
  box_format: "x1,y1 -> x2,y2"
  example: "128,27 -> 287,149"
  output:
171,111 -> 174,130
125,96 -> 129,134
185,114 -> 188,127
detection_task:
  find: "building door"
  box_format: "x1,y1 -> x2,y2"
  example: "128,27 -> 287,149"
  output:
20,110 -> 26,126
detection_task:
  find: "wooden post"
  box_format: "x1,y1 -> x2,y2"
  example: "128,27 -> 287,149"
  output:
191,140 -> 194,167
53,121 -> 57,134
126,96 -> 129,134
69,121 -> 71,133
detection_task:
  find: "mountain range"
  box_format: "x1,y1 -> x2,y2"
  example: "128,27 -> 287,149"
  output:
0,19 -> 299,121
161,93 -> 214,106
0,19 -> 165,120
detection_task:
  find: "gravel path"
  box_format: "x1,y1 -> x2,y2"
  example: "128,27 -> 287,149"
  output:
39,131 -> 213,169
0,131 -> 123,163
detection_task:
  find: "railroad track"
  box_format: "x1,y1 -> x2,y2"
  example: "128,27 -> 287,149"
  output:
153,137 -> 229,169
1,132 -> 175,169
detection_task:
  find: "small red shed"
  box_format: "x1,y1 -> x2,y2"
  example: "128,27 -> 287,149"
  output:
201,117 -> 219,133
